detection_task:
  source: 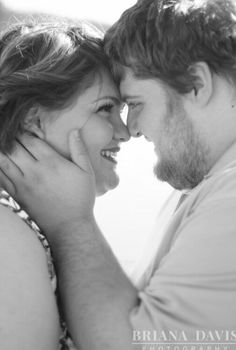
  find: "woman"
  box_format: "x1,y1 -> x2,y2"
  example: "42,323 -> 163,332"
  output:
0,21 -> 129,349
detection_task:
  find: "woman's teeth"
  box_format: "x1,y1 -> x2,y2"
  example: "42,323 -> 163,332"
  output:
101,150 -> 117,163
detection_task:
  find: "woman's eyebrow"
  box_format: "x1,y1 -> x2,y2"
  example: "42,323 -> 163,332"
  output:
93,96 -> 121,104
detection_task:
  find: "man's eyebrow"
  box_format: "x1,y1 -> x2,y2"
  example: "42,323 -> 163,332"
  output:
121,94 -> 141,101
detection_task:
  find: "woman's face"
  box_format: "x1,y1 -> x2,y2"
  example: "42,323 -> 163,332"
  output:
39,70 -> 130,195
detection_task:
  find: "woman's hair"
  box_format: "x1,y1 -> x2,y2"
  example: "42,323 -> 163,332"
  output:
0,20 -> 109,152
104,0 -> 236,92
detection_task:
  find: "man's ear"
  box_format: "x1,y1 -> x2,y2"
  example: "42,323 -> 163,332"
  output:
22,106 -> 45,139
186,62 -> 213,107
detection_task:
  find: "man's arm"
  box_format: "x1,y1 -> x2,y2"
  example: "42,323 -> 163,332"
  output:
1,134 -> 236,347
52,217 -> 138,349
0,132 -> 139,350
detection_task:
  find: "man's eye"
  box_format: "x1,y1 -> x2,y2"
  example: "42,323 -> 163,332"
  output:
120,103 -> 126,113
97,103 -> 114,113
127,102 -> 140,110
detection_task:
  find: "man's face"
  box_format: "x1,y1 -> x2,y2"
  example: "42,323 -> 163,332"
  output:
120,69 -> 210,190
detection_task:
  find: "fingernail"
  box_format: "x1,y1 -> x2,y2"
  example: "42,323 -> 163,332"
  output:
72,129 -> 80,139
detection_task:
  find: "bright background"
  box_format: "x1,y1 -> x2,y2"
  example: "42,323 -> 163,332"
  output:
0,0 -> 173,272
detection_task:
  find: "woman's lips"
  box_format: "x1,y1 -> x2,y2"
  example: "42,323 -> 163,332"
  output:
100,147 -> 120,164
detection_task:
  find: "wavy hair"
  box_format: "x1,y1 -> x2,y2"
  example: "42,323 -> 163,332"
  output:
104,0 -> 236,91
0,20 -> 109,152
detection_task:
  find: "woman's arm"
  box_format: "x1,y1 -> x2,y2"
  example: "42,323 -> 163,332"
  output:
0,204 -> 60,350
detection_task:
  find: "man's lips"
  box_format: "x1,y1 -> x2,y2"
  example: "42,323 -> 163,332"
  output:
100,147 -> 120,164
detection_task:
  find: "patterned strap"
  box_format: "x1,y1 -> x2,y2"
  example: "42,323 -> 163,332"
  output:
0,189 -> 77,350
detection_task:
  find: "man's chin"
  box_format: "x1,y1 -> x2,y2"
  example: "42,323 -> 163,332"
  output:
154,160 -> 205,190
153,160 -> 186,190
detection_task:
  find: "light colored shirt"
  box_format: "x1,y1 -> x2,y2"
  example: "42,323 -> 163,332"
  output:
130,143 -> 236,339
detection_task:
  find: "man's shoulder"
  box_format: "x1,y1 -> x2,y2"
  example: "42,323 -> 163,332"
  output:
170,165 -> 236,240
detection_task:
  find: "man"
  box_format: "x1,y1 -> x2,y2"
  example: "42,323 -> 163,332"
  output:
1,0 -> 236,349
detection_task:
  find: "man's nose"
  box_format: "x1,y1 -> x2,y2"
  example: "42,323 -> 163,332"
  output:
127,116 -> 141,138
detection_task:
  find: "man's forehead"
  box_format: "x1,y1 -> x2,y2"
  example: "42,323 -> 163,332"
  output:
120,68 -> 135,86
119,79 -> 133,100
119,68 -> 143,100
119,72 -> 166,101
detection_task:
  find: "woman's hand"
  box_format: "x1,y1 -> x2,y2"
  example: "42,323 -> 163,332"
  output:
0,130 -> 96,236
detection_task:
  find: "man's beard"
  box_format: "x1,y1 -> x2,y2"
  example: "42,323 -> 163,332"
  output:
154,93 -> 211,190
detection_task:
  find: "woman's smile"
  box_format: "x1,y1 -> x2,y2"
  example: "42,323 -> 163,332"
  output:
36,70 -> 130,196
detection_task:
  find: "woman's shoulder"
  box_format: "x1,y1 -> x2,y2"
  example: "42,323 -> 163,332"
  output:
0,196 -> 60,349
0,189 -> 56,281
0,196 -> 46,259
0,193 -> 55,305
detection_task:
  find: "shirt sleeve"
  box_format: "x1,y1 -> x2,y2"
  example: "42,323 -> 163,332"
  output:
130,197 -> 236,334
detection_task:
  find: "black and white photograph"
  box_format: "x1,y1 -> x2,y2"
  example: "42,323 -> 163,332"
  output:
0,1 -> 235,349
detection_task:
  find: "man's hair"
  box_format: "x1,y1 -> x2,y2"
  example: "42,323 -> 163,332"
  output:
0,20 -> 109,152
104,0 -> 236,92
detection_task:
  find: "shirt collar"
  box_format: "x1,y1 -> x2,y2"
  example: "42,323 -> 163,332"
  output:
204,141 -> 236,180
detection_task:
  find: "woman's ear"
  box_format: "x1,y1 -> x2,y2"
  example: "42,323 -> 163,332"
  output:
22,106 -> 45,139
186,62 -> 213,107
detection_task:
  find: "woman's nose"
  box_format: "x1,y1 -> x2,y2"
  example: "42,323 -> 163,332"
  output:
112,111 -> 130,142
114,119 -> 130,142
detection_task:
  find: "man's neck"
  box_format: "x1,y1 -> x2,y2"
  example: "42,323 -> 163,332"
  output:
205,140 -> 236,179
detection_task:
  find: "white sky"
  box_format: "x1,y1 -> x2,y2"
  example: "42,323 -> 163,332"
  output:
2,0 -> 174,271
2,0 -> 137,24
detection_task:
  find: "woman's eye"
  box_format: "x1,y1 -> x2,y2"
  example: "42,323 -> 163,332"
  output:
97,103 -> 114,113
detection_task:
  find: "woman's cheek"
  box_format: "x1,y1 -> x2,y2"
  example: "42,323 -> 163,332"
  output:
82,119 -> 113,148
